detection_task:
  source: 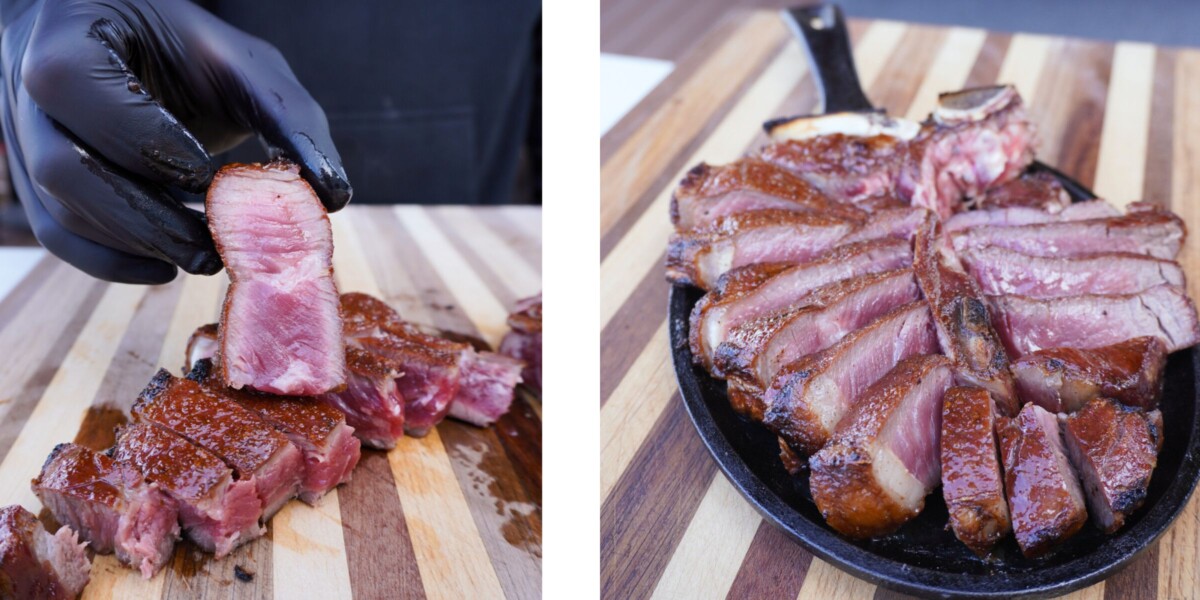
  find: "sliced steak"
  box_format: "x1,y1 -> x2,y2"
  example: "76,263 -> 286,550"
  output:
988,284 -> 1200,356
0,504 -> 90,599
112,422 -> 263,558
945,199 -> 1120,233
974,170 -> 1069,212
319,347 -> 406,449
33,443 -> 179,579
1012,337 -> 1169,412
997,404 -> 1088,557
670,158 -> 865,230
915,216 -> 1017,414
758,132 -> 907,204
132,370 -> 304,520
665,209 -> 857,289
950,208 -> 1186,260
690,239 -> 912,374
185,323 -> 219,372
1062,398 -> 1162,533
762,301 -> 939,455
448,351 -> 524,427
206,160 -> 346,396
809,355 -> 952,539
500,292 -> 542,394
940,387 -> 1011,556
839,206 -> 930,244
961,247 -> 1185,297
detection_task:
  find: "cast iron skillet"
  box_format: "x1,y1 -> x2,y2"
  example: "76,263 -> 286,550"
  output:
668,4 -> 1200,598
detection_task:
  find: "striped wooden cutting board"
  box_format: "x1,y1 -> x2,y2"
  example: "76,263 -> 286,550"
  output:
600,9 -> 1200,600
0,205 -> 541,599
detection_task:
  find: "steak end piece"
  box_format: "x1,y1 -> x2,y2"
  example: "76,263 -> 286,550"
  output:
1012,337 -> 1168,413
206,160 -> 346,396
0,504 -> 91,599
940,386 -> 1011,555
447,351 -> 524,427
33,443 -> 179,579
1062,398 -> 1162,533
500,292 -> 542,394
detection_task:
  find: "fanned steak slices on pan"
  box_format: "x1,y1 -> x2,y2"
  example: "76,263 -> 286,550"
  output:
0,504 -> 90,599
914,216 -> 1018,414
839,206 -> 931,244
940,386 -> 1011,556
33,443 -> 180,579
206,160 -> 346,396
112,423 -> 263,558
974,170 -> 1070,212
809,355 -> 952,539
1062,398 -> 1163,534
665,209 -> 858,289
997,404 -> 1089,558
944,199 -> 1119,232
763,301 -> 939,455
758,131 -> 909,205
1012,337 -> 1169,413
690,239 -> 913,374
132,370 -> 304,520
185,323 -> 219,372
670,158 -> 866,230
960,247 -> 1186,298
320,347 -> 406,450
500,292 -> 542,394
186,360 -> 362,504
950,207 -> 1187,260
988,284 -> 1200,357
448,351 -> 524,427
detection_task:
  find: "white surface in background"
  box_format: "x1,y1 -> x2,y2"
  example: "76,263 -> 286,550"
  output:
600,53 -> 675,136
0,248 -> 43,300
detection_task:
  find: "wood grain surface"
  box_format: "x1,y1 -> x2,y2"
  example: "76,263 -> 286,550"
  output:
0,205 -> 542,600
600,11 -> 1200,600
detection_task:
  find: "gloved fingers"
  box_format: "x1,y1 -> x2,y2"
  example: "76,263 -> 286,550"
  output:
16,88 -> 222,275
19,0 -> 214,192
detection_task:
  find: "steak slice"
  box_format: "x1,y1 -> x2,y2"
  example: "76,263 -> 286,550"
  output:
447,351 -> 524,427
1062,398 -> 1162,533
132,370 -> 304,520
112,423 -> 263,558
914,216 -> 1017,414
665,209 -> 857,289
839,206 -> 930,244
1012,337 -> 1169,412
809,355 -> 952,539
690,239 -> 912,374
988,284 -> 1200,357
961,247 -> 1185,297
940,387 -> 1011,556
945,199 -> 1119,233
500,292 -> 542,394
33,444 -> 179,579
997,404 -> 1088,558
758,132 -> 907,204
762,301 -> 938,455
670,158 -> 865,230
206,160 -> 346,396
0,504 -> 90,599
319,347 -> 406,449
950,208 -> 1186,260
975,170 -> 1069,212
185,323 -> 219,373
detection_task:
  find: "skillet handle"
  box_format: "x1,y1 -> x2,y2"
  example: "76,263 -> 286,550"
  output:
783,4 -> 875,114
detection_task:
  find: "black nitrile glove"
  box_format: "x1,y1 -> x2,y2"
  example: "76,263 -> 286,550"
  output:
0,0 -> 351,284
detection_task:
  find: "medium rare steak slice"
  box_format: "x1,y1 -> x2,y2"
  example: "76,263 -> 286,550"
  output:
758,132 -> 907,204
206,160 -> 346,396
33,444 -> 179,578
945,199 -> 1119,232
763,301 -> 938,455
950,208 -> 1186,260
1012,337 -> 1168,412
670,158 -> 865,230
185,323 -> 219,372
988,284 -> 1200,357
500,292 -> 542,393
112,423 -> 263,558
448,351 -> 524,427
320,347 -> 406,449
690,239 -> 912,374
1062,398 -> 1162,533
839,207 -> 930,244
914,216 -> 1017,414
133,370 -> 304,519
665,209 -> 857,289
809,355 -> 952,539
940,387 -> 1011,556
0,504 -> 90,599
187,360 -> 362,504
975,170 -> 1069,212
961,247 -> 1185,297
997,404 -> 1088,557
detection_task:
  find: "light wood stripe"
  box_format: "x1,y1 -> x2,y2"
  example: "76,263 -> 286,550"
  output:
272,497 -> 354,600
599,322 -> 671,501
1094,42 -> 1156,208
153,273 -> 223,371
436,206 -> 541,300
81,556 -> 165,600
996,33 -> 1052,99
795,559 -> 876,600
1061,583 -> 1106,600
649,477 -> 762,599
904,28 -> 988,120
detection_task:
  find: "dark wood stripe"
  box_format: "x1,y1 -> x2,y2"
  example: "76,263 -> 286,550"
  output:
472,208 -> 541,274
600,393 -> 718,600
0,253 -> 54,329
425,208 -> 519,309
495,392 -> 543,502
1103,541 -> 1158,600
1033,39 -> 1115,189
866,25 -> 949,115
339,449 -> 426,600
1143,48 -> 1176,207
874,587 -> 921,600
94,279 -> 186,412
964,31 -> 1013,88
725,522 -> 814,600
601,255 -> 668,406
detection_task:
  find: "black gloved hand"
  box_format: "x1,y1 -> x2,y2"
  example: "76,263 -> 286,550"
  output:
0,0 -> 351,284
